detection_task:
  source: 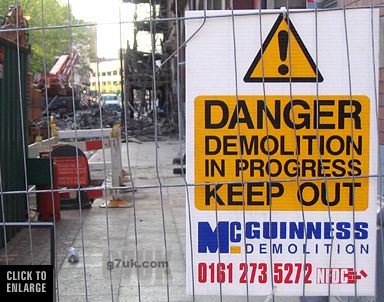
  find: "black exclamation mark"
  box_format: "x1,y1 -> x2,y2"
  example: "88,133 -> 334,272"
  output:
278,30 -> 289,75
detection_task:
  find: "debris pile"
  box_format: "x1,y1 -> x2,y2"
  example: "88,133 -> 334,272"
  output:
122,116 -> 176,142
29,105 -> 176,142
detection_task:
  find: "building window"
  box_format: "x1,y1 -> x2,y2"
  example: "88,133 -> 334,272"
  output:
102,72 -> 106,76
322,0 -> 337,7
107,71 -> 112,76
113,70 -> 118,75
102,81 -> 106,86
113,81 -> 118,86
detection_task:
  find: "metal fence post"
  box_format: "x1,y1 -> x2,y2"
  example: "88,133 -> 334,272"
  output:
101,126 -> 131,208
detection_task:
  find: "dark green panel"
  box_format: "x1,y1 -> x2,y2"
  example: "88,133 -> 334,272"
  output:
0,37 -> 29,250
27,158 -> 53,186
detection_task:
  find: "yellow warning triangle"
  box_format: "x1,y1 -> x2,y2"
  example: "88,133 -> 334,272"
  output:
244,14 -> 323,82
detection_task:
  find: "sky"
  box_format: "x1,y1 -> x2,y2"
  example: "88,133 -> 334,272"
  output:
68,0 -> 142,59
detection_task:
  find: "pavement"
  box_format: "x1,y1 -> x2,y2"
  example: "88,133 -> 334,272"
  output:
0,138 -> 340,302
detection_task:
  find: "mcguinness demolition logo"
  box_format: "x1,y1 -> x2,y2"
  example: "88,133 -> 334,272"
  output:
198,221 -> 369,255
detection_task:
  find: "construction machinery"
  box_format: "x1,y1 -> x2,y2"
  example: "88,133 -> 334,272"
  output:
34,53 -> 84,114
0,5 -> 28,48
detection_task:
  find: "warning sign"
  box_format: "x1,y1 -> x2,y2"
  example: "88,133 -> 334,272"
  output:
195,95 -> 369,211
54,157 -> 89,187
186,9 -> 378,297
244,14 -> 323,82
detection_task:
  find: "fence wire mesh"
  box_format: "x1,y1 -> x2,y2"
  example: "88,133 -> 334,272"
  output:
0,0 -> 383,301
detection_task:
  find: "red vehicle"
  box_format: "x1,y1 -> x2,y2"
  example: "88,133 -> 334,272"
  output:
35,53 -> 84,114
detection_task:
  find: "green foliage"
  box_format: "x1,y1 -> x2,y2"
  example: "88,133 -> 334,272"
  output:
0,0 -> 95,79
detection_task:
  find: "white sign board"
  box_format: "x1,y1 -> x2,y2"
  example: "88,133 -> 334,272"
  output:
186,9 -> 378,296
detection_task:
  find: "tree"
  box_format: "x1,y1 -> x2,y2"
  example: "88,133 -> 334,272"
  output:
0,0 -> 95,80
71,19 -> 97,84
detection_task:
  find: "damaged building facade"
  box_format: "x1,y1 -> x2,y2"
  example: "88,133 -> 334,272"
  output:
121,0 -> 261,136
